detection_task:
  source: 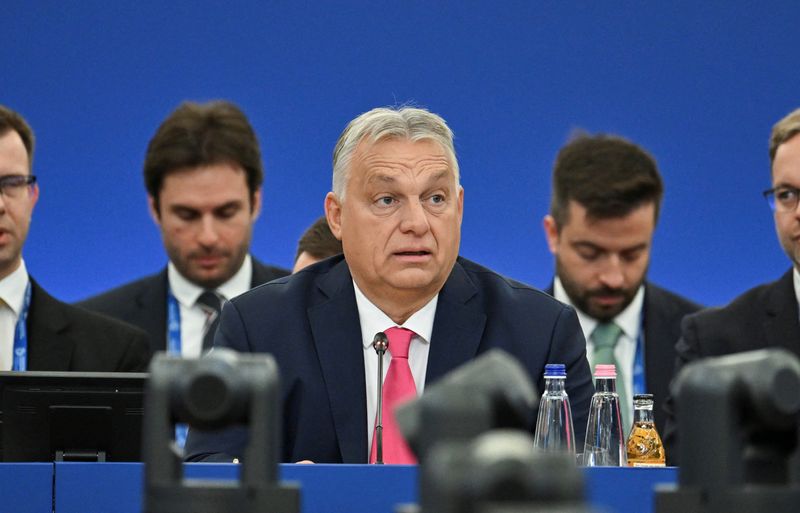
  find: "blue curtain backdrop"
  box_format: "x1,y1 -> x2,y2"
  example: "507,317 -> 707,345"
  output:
4,1 -> 799,306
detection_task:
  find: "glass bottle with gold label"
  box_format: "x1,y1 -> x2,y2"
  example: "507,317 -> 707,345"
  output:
626,394 -> 666,467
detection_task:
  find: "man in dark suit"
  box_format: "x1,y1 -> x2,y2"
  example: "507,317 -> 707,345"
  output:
78,101 -> 288,359
185,106 -> 594,464
664,107 -> 800,462
0,105 -> 149,372
542,133 -> 700,437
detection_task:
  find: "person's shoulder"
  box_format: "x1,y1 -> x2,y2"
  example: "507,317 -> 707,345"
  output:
685,271 -> 790,326
645,282 -> 703,314
76,270 -> 165,309
33,281 -> 150,339
251,257 -> 291,284
455,257 -> 568,309
232,255 -> 345,308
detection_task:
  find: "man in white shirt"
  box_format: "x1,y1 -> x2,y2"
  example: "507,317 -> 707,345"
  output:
0,105 -> 149,372
78,101 -> 288,359
543,132 -> 701,436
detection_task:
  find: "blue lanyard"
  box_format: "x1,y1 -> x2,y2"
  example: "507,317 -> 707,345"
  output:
631,317 -> 646,395
12,282 -> 32,371
166,288 -> 189,446
166,289 -> 182,355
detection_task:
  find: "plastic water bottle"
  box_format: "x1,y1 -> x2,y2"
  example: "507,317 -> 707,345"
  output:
582,364 -> 626,466
533,364 -> 576,454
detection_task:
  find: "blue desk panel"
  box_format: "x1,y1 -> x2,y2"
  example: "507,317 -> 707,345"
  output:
54,462 -> 676,513
0,463 -> 54,513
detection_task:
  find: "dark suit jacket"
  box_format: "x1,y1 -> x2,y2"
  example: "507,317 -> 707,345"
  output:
76,257 -> 289,355
27,279 -> 151,371
663,269 -> 799,464
185,255 -> 594,463
544,281 -> 701,433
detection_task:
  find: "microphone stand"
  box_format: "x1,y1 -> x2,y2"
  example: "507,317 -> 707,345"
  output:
372,332 -> 389,464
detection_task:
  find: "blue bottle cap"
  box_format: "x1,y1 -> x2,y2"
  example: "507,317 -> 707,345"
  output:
544,363 -> 566,377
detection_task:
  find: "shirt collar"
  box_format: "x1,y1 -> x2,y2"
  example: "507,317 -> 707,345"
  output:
168,254 -> 253,307
793,267 -> 800,308
353,280 -> 437,349
0,259 -> 29,317
553,276 -> 644,340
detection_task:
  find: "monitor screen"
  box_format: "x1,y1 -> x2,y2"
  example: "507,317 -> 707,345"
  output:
0,371 -> 148,462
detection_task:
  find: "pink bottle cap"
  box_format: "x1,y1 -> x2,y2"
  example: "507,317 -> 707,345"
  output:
594,364 -> 616,378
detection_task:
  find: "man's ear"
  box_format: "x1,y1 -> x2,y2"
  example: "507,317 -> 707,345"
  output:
29,183 -> 40,208
147,195 -> 161,226
543,215 -> 560,254
324,192 -> 343,240
250,188 -> 262,221
456,185 -> 464,224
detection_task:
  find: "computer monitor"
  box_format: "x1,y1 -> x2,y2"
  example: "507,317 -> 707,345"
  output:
0,371 -> 148,462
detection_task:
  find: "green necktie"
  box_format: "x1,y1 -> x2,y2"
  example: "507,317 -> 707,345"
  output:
591,322 -> 630,435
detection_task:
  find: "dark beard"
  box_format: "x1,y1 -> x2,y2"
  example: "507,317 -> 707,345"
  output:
556,261 -> 641,322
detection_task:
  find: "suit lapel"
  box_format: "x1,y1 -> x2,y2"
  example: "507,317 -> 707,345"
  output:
307,260 -> 368,462
426,261 -> 486,384
642,283 -> 673,393
26,280 -> 74,371
764,270 -> 800,356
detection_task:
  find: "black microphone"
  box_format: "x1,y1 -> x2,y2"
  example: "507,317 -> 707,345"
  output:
372,332 -> 389,464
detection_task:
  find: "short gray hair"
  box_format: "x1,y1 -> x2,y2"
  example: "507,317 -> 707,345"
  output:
331,106 -> 459,199
770,107 -> 800,167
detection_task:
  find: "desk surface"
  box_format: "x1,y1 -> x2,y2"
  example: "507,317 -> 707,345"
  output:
51,463 -> 676,513
0,463 -> 52,513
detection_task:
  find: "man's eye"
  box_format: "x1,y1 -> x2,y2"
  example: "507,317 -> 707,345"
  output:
216,207 -> 239,218
621,249 -> 643,262
175,210 -> 199,221
429,194 -> 445,204
0,177 -> 24,188
376,196 -> 395,206
777,188 -> 798,202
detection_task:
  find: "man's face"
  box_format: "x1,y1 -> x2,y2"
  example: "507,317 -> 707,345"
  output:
544,201 -> 655,321
0,130 -> 38,280
772,134 -> 800,269
149,162 -> 260,289
325,138 -> 463,309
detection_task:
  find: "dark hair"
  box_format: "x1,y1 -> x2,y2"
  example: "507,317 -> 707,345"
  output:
144,100 -> 263,210
549,132 -> 663,227
295,216 -> 343,262
0,105 -> 35,171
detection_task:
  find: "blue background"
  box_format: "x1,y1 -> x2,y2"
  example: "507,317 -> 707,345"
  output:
4,1 -> 799,306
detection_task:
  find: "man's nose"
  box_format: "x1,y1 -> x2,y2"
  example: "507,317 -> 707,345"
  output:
399,199 -> 431,235
598,255 -> 625,289
197,216 -> 220,246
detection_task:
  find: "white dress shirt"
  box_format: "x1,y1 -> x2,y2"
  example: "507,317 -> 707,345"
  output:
354,280 -> 436,450
553,276 -> 644,429
167,255 -> 253,358
793,267 -> 800,309
0,260 -> 30,371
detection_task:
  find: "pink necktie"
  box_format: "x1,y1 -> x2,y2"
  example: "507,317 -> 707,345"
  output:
369,327 -> 418,464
